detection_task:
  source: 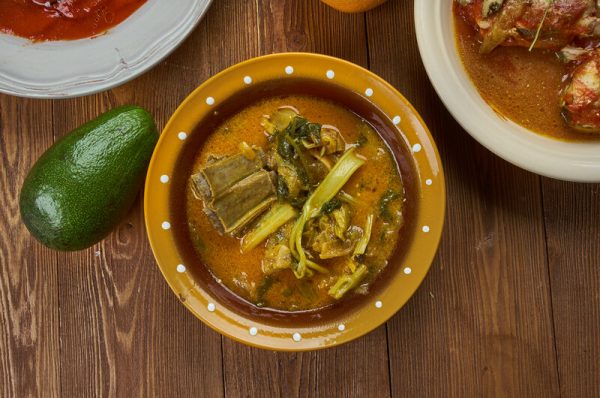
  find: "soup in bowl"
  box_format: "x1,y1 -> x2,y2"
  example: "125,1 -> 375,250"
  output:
415,0 -> 600,181
145,53 -> 445,350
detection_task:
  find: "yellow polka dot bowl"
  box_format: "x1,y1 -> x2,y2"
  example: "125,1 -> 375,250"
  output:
144,53 -> 445,351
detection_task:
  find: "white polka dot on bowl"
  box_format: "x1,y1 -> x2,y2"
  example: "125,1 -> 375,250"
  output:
422,225 -> 430,233
326,70 -> 335,79
338,324 -> 345,331
425,179 -> 433,186
292,332 -> 302,342
176,264 -> 186,273
375,300 -> 383,308
285,66 -> 294,75
178,132 -> 187,140
392,115 -> 401,125
161,221 -> 171,230
249,327 -> 258,336
243,76 -> 253,84
404,267 -> 412,275
365,88 -> 374,97
160,175 -> 169,184
207,303 -> 216,312
412,143 -> 422,153
206,97 -> 215,105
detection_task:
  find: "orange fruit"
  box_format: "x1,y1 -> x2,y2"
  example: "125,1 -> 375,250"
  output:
320,0 -> 387,13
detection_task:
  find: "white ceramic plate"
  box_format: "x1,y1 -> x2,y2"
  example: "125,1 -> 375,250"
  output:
0,0 -> 212,98
415,0 -> 600,182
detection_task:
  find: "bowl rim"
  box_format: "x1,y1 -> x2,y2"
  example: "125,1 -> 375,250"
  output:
415,0 -> 600,182
144,52 -> 446,351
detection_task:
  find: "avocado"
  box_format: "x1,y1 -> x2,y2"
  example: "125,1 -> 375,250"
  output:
19,105 -> 158,251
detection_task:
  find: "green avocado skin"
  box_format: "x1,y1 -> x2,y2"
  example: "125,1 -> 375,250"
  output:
19,105 -> 159,251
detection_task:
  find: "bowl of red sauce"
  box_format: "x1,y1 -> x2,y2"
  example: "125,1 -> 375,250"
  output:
0,0 -> 213,98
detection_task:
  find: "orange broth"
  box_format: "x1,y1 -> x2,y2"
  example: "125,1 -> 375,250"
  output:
454,7 -> 600,142
185,95 -> 405,312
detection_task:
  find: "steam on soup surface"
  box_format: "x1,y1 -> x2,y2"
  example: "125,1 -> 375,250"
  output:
186,95 -> 405,312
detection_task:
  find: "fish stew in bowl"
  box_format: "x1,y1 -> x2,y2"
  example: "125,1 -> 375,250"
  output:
169,79 -> 419,322
453,0 -> 600,141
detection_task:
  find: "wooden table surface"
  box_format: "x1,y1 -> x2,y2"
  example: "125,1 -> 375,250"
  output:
1,1 -> 599,397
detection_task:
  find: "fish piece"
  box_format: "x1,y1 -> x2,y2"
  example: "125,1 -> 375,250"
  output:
560,47 -> 600,132
456,0 -> 600,53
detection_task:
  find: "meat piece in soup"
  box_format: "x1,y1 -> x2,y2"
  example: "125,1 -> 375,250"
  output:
186,95 -> 405,311
559,46 -> 600,132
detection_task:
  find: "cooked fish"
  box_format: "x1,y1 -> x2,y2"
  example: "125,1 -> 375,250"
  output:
560,46 -> 600,132
456,0 -> 600,53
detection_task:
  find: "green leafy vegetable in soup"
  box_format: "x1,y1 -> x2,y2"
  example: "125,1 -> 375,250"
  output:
185,95 -> 406,311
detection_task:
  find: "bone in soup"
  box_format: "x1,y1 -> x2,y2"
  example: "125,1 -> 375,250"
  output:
186,95 -> 406,312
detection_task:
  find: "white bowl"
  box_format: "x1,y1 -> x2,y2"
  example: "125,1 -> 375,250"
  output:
415,0 -> 600,182
0,0 -> 212,99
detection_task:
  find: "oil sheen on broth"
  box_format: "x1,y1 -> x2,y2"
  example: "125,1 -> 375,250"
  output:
185,95 -> 405,312
454,8 -> 600,142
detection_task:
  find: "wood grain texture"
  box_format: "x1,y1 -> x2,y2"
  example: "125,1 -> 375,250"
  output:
1,0 -> 599,396
0,97 -> 60,397
223,326 -> 390,398
367,1 -> 560,396
542,180 -> 600,398
50,11 -> 229,396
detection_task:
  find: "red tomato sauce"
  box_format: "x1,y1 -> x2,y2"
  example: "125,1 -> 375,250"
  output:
0,0 -> 147,41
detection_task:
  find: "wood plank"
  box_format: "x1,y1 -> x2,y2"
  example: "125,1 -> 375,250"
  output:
51,3 -> 240,395
223,326 -> 390,398
220,1 -> 390,397
542,180 -> 600,398
366,1 -> 560,396
54,194 -> 222,397
255,0 -> 368,59
0,96 -> 60,397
